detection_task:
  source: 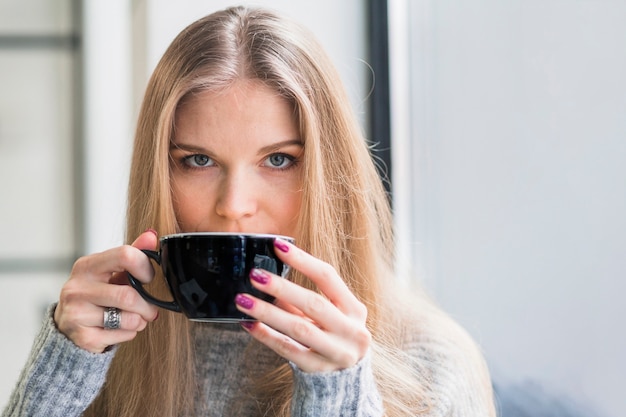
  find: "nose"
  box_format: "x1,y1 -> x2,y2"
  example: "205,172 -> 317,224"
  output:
214,170 -> 258,221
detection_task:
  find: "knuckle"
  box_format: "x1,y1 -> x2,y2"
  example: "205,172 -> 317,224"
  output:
70,256 -> 90,275
137,320 -> 148,332
115,286 -> 140,308
271,278 -> 286,300
305,294 -> 327,316
318,262 -> 337,282
117,245 -> 137,266
149,307 -> 159,321
59,281 -> 86,305
275,334 -> 299,358
333,325 -> 371,368
60,302 -> 84,323
335,349 -> 360,368
55,302 -> 87,333
123,312 -> 143,330
57,286 -> 74,305
354,326 -> 372,348
54,314 -> 71,334
353,300 -> 368,320
72,330 -> 99,352
291,320 -> 313,342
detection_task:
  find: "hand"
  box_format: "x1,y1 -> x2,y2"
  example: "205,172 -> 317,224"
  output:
54,230 -> 160,353
234,238 -> 371,373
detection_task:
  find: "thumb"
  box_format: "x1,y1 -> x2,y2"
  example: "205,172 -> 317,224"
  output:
132,228 -> 159,250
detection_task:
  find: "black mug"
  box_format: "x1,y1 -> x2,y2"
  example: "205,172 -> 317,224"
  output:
128,232 -> 293,322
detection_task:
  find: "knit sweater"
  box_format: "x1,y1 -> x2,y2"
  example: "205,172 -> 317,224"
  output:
1,305 -> 495,416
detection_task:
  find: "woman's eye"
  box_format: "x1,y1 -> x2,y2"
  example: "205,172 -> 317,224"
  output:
264,153 -> 295,169
183,154 -> 214,168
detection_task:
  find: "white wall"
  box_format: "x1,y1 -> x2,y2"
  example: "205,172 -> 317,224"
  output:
0,0 -> 76,405
135,0 -> 368,127
391,1 -> 626,416
82,1 -> 133,253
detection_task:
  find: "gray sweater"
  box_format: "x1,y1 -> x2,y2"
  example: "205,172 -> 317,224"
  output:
2,306 -> 494,416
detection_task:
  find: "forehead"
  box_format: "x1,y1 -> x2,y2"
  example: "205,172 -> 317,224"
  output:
174,80 -> 298,138
173,80 -> 301,146
177,80 -> 291,116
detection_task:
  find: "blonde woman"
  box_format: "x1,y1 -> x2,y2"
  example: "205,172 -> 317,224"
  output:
3,6 -> 495,417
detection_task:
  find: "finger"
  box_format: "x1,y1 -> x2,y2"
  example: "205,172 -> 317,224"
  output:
78,303 -> 150,332
131,228 -> 158,250
274,298 -> 305,317
89,280 -> 159,322
71,233 -> 157,285
55,287 -> 157,353
239,316 -> 335,373
238,305 -> 354,373
110,229 -> 159,285
54,299 -> 151,353
236,292 -> 326,348
58,278 -> 159,323
273,239 -> 366,318
236,292 -> 366,369
70,247 -> 151,283
69,326 -> 141,354
249,268 -> 343,332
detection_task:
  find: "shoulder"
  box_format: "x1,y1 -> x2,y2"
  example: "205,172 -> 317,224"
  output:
380,290 -> 497,416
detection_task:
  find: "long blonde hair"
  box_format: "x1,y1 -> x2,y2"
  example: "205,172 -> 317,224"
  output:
85,6 -> 489,416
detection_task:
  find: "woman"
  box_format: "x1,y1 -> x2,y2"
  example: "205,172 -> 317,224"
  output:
3,6 -> 495,417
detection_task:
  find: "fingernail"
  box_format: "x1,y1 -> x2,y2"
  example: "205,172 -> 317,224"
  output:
235,294 -> 254,309
250,268 -> 269,285
154,311 -> 159,321
145,228 -> 158,237
274,238 -> 290,253
241,321 -> 256,331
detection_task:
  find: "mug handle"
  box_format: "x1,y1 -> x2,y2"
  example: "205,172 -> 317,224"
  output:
127,249 -> 182,313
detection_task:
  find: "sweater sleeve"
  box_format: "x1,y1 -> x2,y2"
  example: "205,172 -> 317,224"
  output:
1,304 -> 115,417
289,351 -> 383,417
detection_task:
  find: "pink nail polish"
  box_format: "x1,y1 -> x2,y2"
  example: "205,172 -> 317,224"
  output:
235,294 -> 254,309
145,228 -> 158,237
241,321 -> 256,331
250,268 -> 269,285
274,239 -> 290,253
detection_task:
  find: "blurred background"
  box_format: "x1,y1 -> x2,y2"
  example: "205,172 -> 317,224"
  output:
0,1 -> 624,416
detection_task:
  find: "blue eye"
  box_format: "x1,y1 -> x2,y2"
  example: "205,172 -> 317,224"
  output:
183,154 -> 214,168
265,153 -> 295,169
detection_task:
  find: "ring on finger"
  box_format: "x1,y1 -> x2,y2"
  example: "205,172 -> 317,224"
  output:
103,307 -> 122,330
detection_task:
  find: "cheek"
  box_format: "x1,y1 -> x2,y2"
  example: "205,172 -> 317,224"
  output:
269,188 -> 302,232
171,177 -> 214,226
278,177 -> 303,231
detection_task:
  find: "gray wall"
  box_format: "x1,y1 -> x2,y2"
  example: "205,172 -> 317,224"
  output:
390,1 -> 626,416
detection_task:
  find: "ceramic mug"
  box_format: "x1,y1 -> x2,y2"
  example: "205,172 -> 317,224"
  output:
128,232 -> 293,322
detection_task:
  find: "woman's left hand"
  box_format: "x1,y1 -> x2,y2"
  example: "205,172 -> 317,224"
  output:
234,238 -> 371,373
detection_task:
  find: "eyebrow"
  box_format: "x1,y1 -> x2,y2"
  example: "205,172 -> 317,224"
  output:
169,139 -> 304,155
169,142 -> 205,153
257,139 -> 304,155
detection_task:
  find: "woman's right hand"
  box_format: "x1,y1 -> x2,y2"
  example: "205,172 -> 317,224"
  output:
53,230 -> 160,353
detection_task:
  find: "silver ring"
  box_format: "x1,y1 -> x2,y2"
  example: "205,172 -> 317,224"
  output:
103,307 -> 121,330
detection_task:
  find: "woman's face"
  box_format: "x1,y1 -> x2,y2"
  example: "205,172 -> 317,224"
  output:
170,79 -> 303,238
